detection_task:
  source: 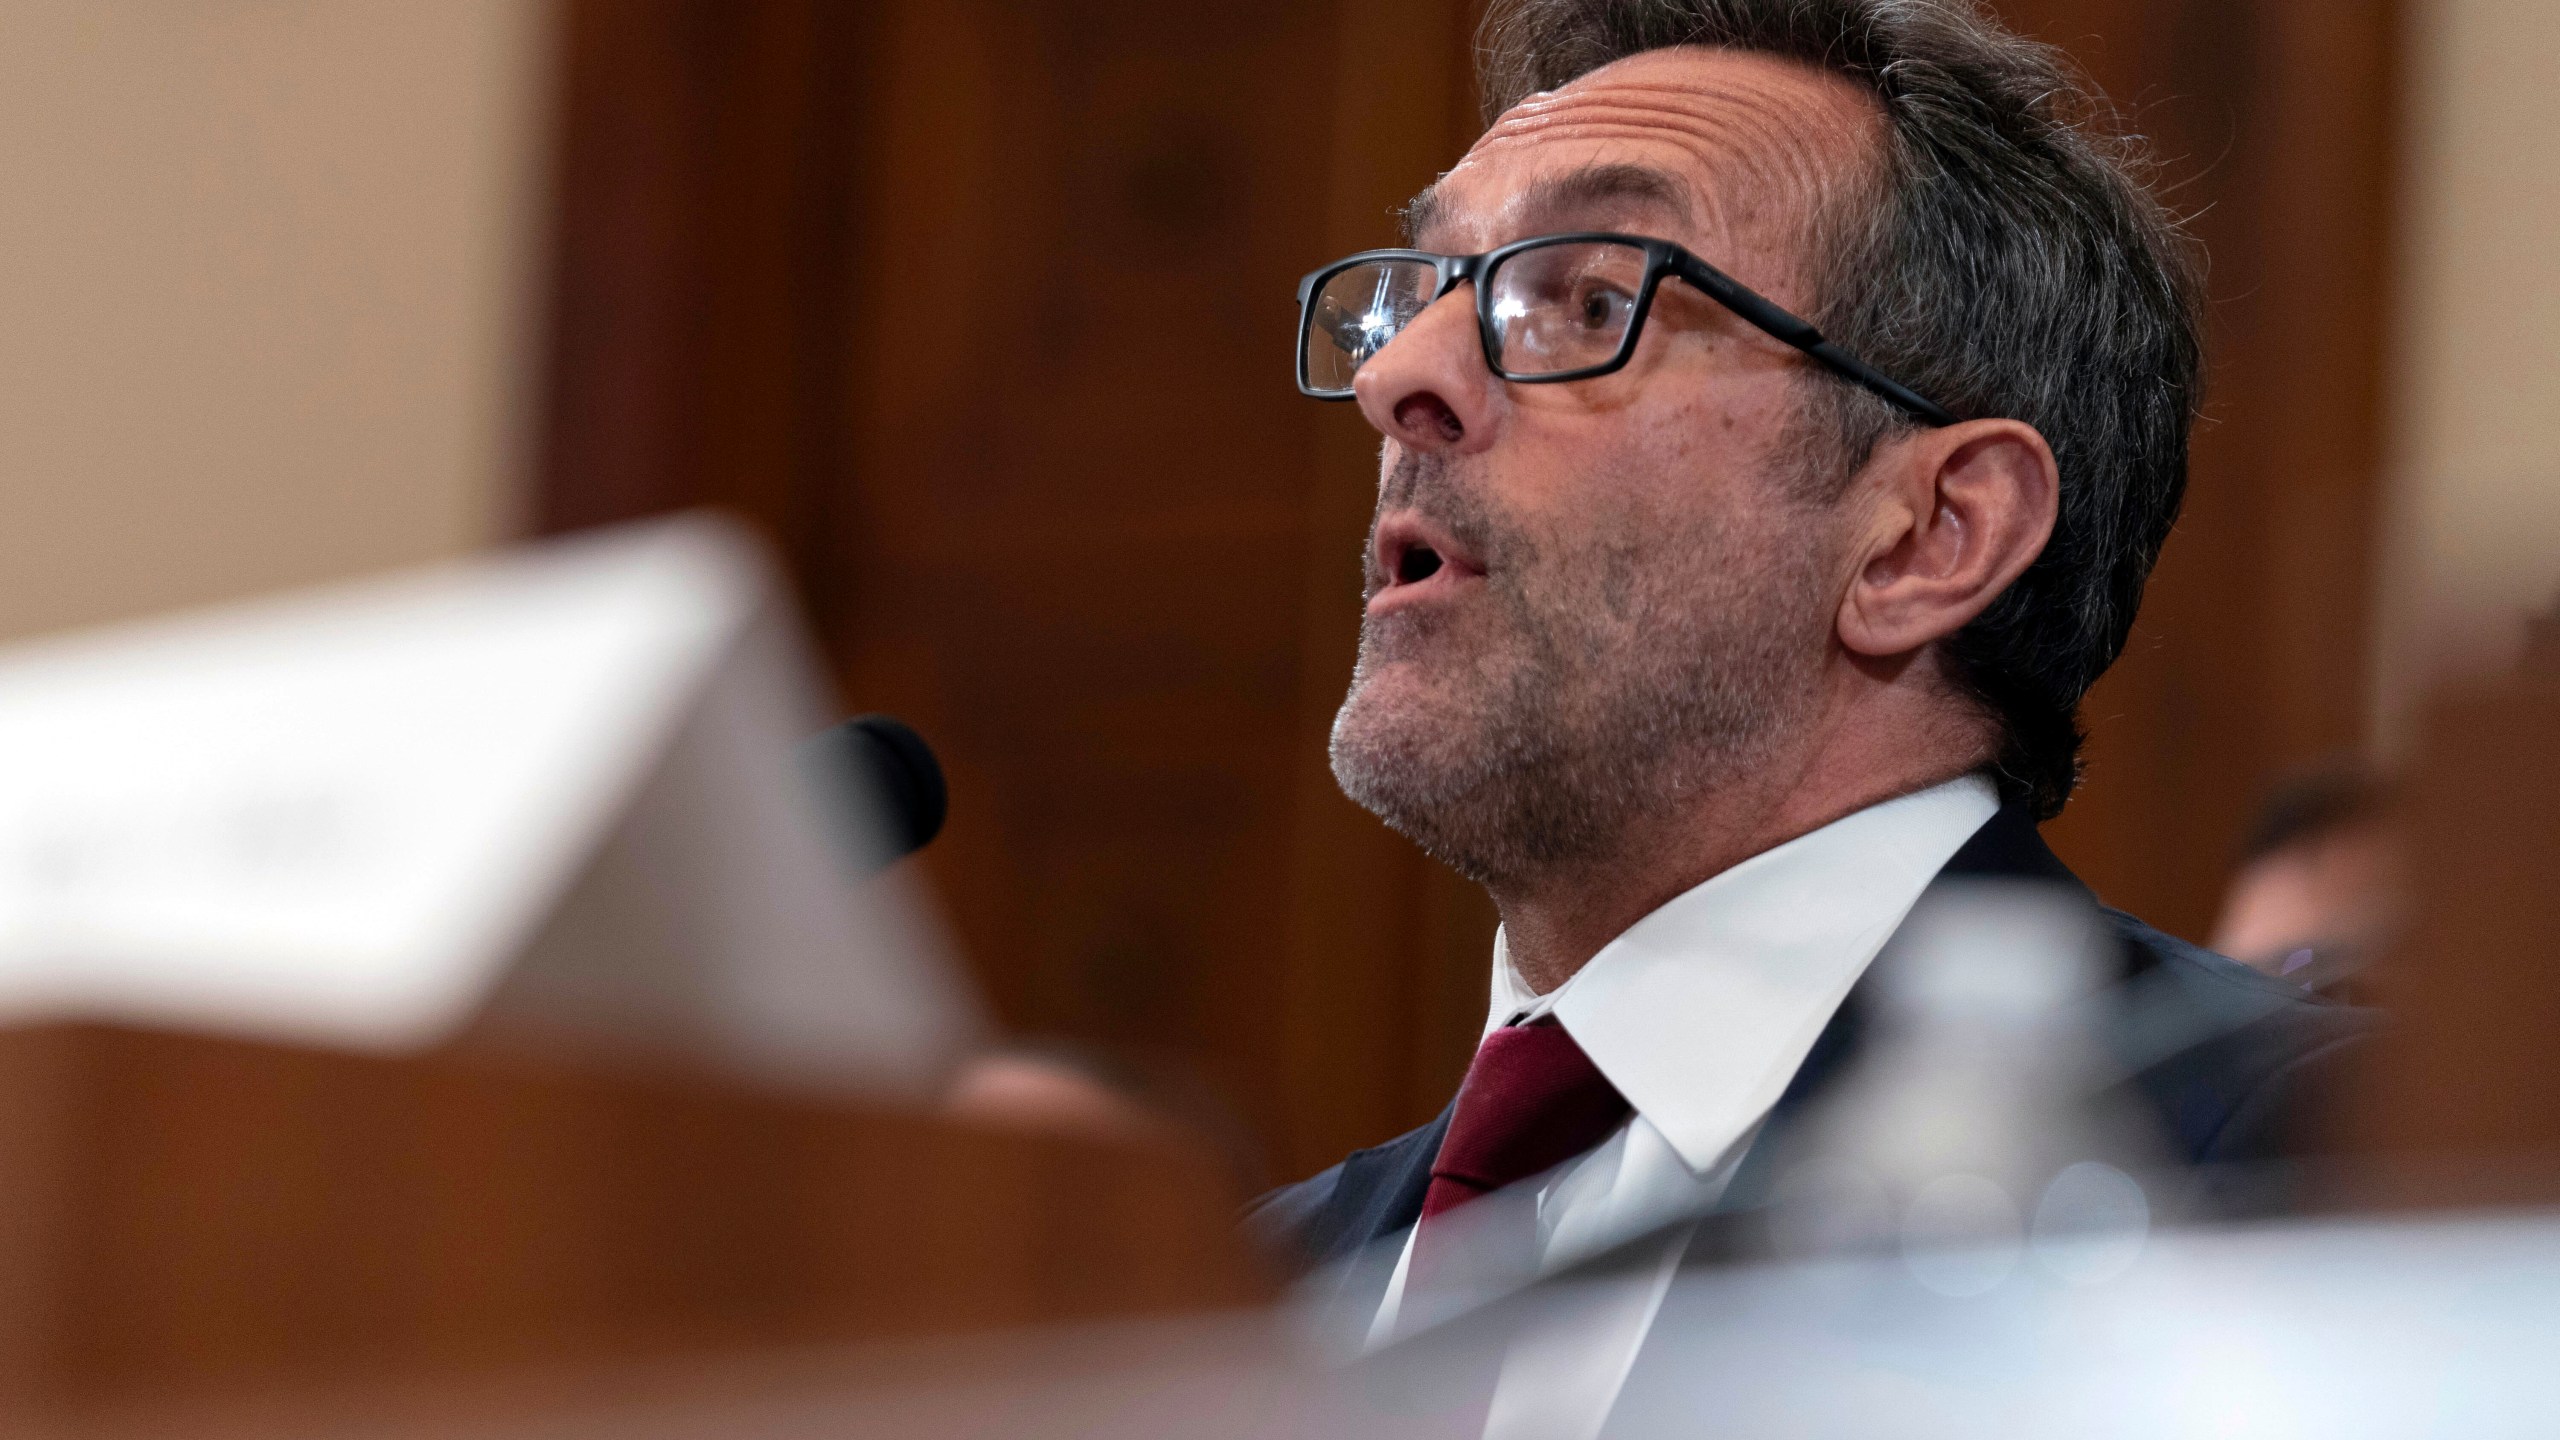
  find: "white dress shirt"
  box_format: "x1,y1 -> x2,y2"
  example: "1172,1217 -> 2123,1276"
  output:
1369,774 -> 2001,1431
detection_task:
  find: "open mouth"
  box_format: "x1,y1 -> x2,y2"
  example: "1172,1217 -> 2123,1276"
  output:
1370,515 -> 1480,615
1396,543 -> 1445,586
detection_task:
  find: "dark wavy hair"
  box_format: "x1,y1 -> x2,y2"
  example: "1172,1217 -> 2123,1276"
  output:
1479,0 -> 2206,817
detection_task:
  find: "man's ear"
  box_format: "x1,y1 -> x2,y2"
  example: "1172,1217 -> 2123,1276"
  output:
1837,419 -> 2059,658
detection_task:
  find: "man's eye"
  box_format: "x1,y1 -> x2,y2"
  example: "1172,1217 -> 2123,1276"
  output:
1574,283 -> 1634,330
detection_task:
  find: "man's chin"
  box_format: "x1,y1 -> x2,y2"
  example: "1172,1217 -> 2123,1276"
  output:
1331,668 -> 1470,765
1330,682 -> 1493,820
1326,722 -> 1521,889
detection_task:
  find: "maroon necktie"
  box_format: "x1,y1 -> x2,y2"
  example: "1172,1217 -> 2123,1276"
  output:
1405,1020 -> 1630,1305
1421,1019 -> 1632,1223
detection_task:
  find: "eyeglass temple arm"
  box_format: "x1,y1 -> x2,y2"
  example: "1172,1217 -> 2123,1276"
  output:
1672,256 -> 1963,428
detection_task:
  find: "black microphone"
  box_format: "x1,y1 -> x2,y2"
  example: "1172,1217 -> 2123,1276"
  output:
800,713 -> 948,867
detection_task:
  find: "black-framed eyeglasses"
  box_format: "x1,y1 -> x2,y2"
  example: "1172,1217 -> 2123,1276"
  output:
1293,232 -> 1960,427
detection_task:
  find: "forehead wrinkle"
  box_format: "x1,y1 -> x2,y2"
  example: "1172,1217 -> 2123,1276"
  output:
1455,57 -> 1878,279
1511,162 -> 1695,235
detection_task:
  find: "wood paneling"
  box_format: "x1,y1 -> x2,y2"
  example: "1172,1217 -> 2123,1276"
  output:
2010,0 -> 2403,940
2327,681 -> 2560,1205
820,0 -> 1490,1181
535,0 -> 871,615
0,1025 -> 1261,1415
532,0 -> 2398,1180
537,0 -> 1488,1181
1275,0 -> 1497,1178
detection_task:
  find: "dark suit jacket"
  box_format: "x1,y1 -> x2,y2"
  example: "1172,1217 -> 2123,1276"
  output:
1248,803 -> 2376,1276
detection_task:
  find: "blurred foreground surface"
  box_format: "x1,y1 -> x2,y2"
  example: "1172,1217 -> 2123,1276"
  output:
0,525 -> 1267,1422
23,1207 -> 2559,1438
0,527 -> 2548,1435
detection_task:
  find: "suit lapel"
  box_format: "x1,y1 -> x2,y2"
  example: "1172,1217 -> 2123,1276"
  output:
1286,1105 -> 1453,1324
1324,1104 -> 1450,1259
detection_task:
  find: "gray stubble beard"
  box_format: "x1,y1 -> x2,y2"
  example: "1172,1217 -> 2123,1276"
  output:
1328,452 -> 1831,893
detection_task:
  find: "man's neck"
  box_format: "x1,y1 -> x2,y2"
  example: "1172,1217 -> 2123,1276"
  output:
1491,716 -> 1992,996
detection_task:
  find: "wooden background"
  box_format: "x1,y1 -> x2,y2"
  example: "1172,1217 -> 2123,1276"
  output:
532,0 -> 2400,1181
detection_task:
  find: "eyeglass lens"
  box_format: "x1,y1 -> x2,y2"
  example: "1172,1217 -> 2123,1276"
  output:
1300,241 -> 1653,394
1303,259 -> 1438,394
1488,241 -> 1647,378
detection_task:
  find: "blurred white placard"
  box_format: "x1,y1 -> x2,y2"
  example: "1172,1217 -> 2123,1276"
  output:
0,515 -> 981,1095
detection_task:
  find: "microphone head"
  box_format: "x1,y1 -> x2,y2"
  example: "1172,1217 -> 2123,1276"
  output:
803,713 -> 948,865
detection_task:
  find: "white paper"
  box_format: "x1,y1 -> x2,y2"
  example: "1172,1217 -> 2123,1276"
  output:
0,514 -> 981,1093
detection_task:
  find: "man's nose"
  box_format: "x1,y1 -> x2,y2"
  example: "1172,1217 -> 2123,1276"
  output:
1351,287 -> 1501,454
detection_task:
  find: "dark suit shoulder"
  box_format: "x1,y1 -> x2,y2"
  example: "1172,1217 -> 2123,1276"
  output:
2108,907 -> 2324,1004
1244,1107 -> 1451,1277
2102,908 -> 2378,1166
1243,1161 -> 1342,1257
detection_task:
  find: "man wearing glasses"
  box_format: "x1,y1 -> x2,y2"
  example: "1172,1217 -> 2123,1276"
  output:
1256,0 -> 2367,1325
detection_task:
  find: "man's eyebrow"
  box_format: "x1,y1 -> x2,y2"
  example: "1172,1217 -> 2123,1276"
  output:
1397,163 -> 1694,250
1399,183 -> 1443,246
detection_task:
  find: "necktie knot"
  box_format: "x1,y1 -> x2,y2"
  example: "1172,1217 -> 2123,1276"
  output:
1422,1020 -> 1631,1221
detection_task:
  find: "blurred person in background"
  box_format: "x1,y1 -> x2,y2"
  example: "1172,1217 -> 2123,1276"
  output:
1252,0 -> 2372,1292
2211,765 -> 2403,998
944,1042 -> 1171,1140
2524,588 -> 2560,680
944,1041 -> 1270,1195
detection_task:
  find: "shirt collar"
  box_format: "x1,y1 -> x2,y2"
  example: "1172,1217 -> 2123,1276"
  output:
1483,774 -> 2001,1172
